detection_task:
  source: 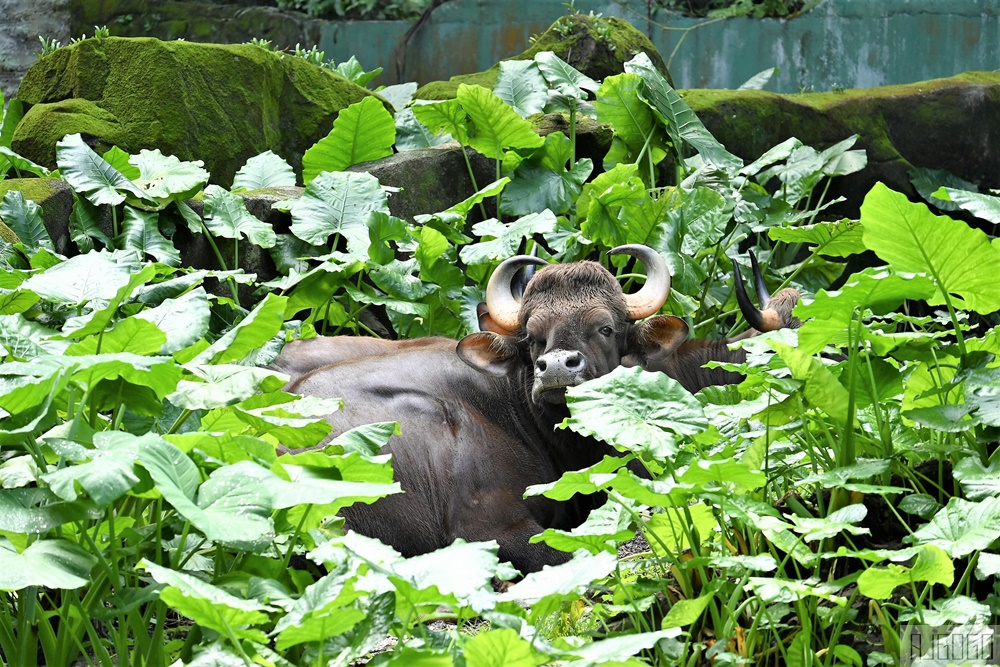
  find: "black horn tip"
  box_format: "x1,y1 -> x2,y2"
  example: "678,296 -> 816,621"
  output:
749,249 -> 771,309
735,256 -> 767,332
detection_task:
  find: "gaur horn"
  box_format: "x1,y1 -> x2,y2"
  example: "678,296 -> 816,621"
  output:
608,245 -> 671,320
486,255 -> 549,332
734,249 -> 779,331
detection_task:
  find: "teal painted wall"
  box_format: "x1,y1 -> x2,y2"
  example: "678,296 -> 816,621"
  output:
315,0 -> 1000,93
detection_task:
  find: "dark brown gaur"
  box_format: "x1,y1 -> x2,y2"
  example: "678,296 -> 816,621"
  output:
274,246 -> 799,573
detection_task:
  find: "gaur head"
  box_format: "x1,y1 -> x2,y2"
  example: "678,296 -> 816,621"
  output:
457,245 -> 689,404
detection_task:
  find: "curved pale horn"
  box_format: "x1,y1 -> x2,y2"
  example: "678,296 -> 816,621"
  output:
607,245 -> 670,320
486,255 -> 549,332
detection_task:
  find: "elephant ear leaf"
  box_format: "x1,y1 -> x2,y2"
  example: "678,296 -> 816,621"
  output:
232,151 -> 296,191
56,133 -> 155,208
624,53 -> 742,174
0,191 -> 53,254
302,97 -> 395,184
493,60 -> 548,118
862,183 -> 1000,314
456,84 -> 544,159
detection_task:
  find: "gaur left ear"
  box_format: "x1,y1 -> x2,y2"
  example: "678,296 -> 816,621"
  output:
628,315 -> 689,366
457,332 -> 520,377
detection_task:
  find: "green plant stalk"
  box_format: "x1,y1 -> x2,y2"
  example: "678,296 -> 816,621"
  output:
166,408 -> 194,435
458,147 -> 487,220
199,219 -> 241,303
283,504 -> 314,570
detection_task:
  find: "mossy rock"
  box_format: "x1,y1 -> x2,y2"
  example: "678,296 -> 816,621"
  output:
13,36 -> 382,185
0,179 -> 75,254
414,14 -> 671,101
682,71 -> 1000,214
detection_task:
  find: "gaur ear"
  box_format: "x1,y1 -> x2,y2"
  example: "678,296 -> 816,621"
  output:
628,315 -> 689,365
457,332 -> 520,377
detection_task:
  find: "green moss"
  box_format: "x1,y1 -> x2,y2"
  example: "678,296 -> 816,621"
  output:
13,36 -> 378,185
0,220 -> 19,245
414,13 -> 670,100
0,178 -> 69,204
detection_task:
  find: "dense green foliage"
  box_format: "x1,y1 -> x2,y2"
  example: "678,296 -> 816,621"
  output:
1,45 -> 999,667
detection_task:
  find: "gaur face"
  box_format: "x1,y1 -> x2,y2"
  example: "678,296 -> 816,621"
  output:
517,263 -> 629,403
457,246 -> 688,407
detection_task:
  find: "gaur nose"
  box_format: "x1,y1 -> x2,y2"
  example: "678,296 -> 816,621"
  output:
535,350 -> 586,375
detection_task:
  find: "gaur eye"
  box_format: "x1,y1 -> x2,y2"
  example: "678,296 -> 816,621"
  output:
599,326 -> 614,337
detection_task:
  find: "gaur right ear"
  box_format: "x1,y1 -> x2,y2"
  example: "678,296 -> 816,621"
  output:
457,332 -> 520,377
629,315 -> 689,366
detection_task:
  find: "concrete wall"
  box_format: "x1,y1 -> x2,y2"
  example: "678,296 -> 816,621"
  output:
0,0 -> 71,102
2,0 -> 999,101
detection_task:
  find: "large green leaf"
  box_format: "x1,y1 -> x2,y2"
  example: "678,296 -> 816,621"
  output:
934,186 -> 1000,223
65,318 -> 165,357
577,163 -> 645,246
140,560 -> 274,642
129,149 -> 208,206
412,98 -> 470,145
21,250 -> 132,305
464,628 -> 548,667
456,84 -> 544,159
596,72 -> 664,168
0,98 -> 24,151
562,630 -> 683,667
0,488 -> 97,533
395,107 -> 454,151
624,53 -> 742,173
768,218 -> 866,258
564,365 -> 708,459
0,145 -> 50,178
116,206 -> 181,265
532,499 -> 635,555
133,286 -> 211,354
857,544 -> 954,600
534,51 -> 598,99
288,171 -> 388,253
202,185 -> 277,248
138,439 -> 274,551
498,551 -> 618,602
302,97 -> 395,183
493,60 -> 548,118
0,537 -> 97,591
772,342 -> 850,423
861,183 -> 1000,314
41,431 -> 148,507
460,210 -> 557,265
58,263 -> 161,340
68,192 -> 111,252
168,365 -> 284,410
500,132 -> 592,216
56,133 -> 154,207
0,314 -> 68,360
909,496 -> 1000,558
232,150 -> 296,191
102,146 -> 140,180
0,190 -> 53,253
794,268 -> 936,354
192,293 -> 287,365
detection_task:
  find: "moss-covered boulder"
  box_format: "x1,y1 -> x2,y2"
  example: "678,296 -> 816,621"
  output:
414,14 -> 670,101
12,37 -> 382,185
683,71 -> 1000,214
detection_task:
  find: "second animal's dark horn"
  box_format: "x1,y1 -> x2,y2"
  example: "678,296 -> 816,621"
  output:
486,255 -> 549,332
734,249 -> 780,331
608,245 -> 670,320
